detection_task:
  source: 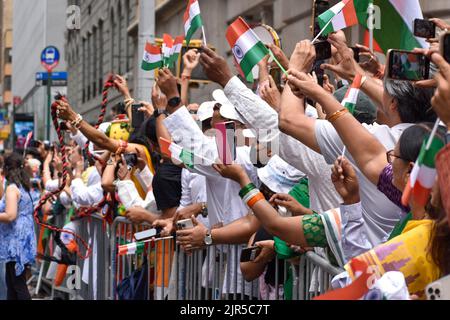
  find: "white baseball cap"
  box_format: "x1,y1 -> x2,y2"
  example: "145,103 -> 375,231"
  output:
88,122 -> 111,154
212,89 -> 245,124
257,155 -> 305,194
197,101 -> 216,122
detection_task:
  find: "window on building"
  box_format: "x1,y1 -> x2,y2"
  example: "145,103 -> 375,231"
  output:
82,37 -> 87,103
4,76 -> 11,91
92,26 -> 97,95
111,10 -> 116,73
5,48 -> 12,64
118,2 -> 124,74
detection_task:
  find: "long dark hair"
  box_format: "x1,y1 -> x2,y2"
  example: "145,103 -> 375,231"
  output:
4,153 -> 31,192
428,193 -> 450,277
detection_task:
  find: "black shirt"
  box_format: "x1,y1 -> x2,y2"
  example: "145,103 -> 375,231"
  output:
253,228 -> 285,287
152,162 -> 182,211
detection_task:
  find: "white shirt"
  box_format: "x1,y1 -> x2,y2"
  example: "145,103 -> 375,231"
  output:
315,120 -> 413,246
70,167 -> 104,208
178,169 -> 209,228
164,106 -> 259,295
224,76 -> 342,213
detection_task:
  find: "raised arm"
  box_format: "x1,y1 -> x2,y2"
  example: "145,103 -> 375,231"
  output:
55,100 -> 121,153
180,49 -> 200,107
287,69 -> 387,185
278,40 -> 321,153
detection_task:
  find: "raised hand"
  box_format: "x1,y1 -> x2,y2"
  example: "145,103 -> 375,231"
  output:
287,68 -> 324,100
354,43 -> 384,76
156,68 -> 179,100
260,75 -> 281,109
431,51 -> 450,128
183,49 -> 201,73
269,193 -> 312,216
199,46 -> 233,88
113,75 -> 131,99
331,157 -> 360,205
267,44 -> 289,71
289,40 -> 316,73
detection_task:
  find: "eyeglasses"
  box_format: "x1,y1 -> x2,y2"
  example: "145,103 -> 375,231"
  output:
386,150 -> 405,164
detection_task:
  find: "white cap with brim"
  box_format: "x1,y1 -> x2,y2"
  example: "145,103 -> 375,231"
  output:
212,89 -> 245,124
257,155 -> 305,194
197,101 -> 216,122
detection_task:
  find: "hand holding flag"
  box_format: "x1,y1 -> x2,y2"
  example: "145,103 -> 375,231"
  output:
141,42 -> 163,71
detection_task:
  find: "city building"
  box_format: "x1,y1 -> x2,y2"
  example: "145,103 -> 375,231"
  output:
66,0 -> 450,120
12,0 -> 67,143
0,0 -> 13,150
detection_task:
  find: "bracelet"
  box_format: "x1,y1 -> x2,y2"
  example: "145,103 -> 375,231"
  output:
247,192 -> 265,208
327,108 -> 349,123
181,74 -> 191,81
115,140 -> 128,155
242,188 -> 261,204
239,183 -> 257,199
360,75 -> 368,88
71,114 -> 83,129
124,98 -> 135,111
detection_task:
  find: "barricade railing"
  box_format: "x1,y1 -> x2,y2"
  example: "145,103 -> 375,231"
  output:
109,217 -> 345,301
292,252 -> 345,300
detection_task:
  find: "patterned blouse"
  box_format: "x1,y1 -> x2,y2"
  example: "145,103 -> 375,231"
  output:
377,164 -> 411,214
0,184 -> 36,276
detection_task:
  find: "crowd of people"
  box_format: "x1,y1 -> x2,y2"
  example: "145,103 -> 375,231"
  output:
1,14 -> 450,301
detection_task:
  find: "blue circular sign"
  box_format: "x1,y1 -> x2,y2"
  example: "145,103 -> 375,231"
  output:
41,46 -> 60,71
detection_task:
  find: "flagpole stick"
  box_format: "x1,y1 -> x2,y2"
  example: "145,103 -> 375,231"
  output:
269,50 -> 289,76
339,146 -> 347,165
425,118 -> 441,151
202,26 -> 207,46
312,17 -> 334,44
368,1 -> 374,52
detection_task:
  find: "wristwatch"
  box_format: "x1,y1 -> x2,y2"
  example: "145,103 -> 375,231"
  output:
204,230 -> 213,246
200,202 -> 208,218
153,108 -> 169,118
168,96 -> 181,108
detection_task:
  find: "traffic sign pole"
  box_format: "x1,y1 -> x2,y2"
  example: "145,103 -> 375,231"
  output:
47,70 -> 52,141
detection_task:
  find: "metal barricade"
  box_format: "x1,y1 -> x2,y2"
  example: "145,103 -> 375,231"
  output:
75,214 -> 111,300
292,252 -> 345,300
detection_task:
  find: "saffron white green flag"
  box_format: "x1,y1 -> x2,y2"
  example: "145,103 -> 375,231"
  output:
226,17 -> 269,82
341,74 -> 363,115
141,43 -> 163,71
184,0 -> 203,45
402,135 -> 445,207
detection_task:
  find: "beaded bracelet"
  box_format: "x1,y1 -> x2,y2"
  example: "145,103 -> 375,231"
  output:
71,114 -> 83,129
239,183 -> 257,199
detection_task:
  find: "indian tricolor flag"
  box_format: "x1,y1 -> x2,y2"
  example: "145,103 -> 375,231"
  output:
184,0 -> 203,45
169,36 -> 185,65
162,34 -> 173,66
160,138 -> 195,169
341,74 -> 362,115
226,17 -> 269,82
118,242 -> 145,256
318,0 -> 359,36
141,43 -> 163,71
402,135 -> 445,207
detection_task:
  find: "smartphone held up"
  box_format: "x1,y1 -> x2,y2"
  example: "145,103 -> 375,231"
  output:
386,49 -> 430,81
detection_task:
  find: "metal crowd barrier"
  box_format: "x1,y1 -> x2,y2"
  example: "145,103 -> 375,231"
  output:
109,217 -> 345,301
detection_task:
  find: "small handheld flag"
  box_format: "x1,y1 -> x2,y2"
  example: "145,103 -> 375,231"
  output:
226,17 -> 270,82
184,0 -> 204,46
141,42 -> 163,71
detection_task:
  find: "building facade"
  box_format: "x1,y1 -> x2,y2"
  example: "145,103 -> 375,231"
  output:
0,0 -> 12,149
12,0 -> 67,142
65,0 -> 141,123
65,0 -> 450,121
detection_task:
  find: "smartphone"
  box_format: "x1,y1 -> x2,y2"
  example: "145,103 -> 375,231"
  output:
240,246 -> 262,263
134,228 -> 162,241
386,49 -> 430,81
214,121 -> 236,165
413,19 -> 435,39
314,40 -> 332,61
351,47 -> 360,63
123,153 -> 138,170
132,104 -> 145,129
440,31 -> 450,63
426,275 -> 450,300
176,219 -> 195,230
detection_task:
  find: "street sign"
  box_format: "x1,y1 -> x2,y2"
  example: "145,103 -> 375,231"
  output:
36,72 -> 68,86
41,46 -> 60,71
